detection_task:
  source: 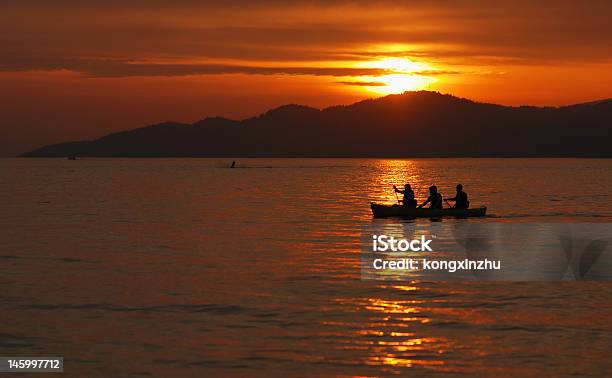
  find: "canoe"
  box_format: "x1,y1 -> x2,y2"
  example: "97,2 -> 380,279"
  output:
371,202 -> 487,218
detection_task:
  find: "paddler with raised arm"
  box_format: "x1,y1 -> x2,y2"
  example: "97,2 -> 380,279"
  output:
393,184 -> 417,208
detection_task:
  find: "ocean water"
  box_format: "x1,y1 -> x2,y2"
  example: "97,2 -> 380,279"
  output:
1,158 -> 612,376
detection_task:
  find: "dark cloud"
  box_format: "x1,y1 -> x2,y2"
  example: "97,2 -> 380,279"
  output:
0,56 -> 381,77
338,81 -> 387,87
413,70 -> 462,76
0,54 -> 462,78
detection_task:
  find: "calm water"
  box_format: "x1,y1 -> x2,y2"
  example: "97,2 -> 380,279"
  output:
1,158 -> 612,376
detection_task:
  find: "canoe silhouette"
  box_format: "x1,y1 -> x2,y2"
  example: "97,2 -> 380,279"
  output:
371,202 -> 487,218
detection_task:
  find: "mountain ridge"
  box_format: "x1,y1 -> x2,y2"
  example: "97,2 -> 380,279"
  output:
21,91 -> 612,157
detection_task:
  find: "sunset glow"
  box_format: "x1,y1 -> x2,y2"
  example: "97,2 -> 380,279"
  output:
354,58 -> 437,94
371,58 -> 430,73
1,2 -> 611,155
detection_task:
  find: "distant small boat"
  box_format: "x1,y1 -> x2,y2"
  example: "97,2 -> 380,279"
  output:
67,154 -> 77,160
371,202 -> 487,218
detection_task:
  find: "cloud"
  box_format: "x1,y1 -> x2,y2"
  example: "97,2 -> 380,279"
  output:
0,0 -> 610,85
0,54 -> 462,78
0,56 -> 383,77
1,1 -> 611,72
338,81 -> 387,87
412,70 -> 461,76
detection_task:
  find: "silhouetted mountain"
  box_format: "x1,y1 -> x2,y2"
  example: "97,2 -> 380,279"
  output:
21,91 -> 612,157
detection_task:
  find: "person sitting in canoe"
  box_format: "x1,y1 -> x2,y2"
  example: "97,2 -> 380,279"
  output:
418,185 -> 443,209
393,184 -> 417,207
446,184 -> 469,209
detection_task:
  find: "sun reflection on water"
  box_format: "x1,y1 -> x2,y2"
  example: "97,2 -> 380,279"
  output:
330,288 -> 457,374
368,159 -> 427,205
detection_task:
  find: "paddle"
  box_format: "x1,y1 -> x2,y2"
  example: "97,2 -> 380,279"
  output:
444,199 -> 453,209
392,185 -> 400,205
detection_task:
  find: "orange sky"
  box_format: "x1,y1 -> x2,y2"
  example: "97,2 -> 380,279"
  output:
1,1 -> 611,155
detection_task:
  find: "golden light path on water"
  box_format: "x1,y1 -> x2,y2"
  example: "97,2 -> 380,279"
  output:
361,296 -> 447,370
320,160 -> 474,373
370,159 -> 423,204
320,159 -> 444,372
326,290 -> 456,374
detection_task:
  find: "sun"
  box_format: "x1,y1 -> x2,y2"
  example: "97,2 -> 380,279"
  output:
374,57 -> 429,73
375,74 -> 436,95
354,57 -> 437,95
